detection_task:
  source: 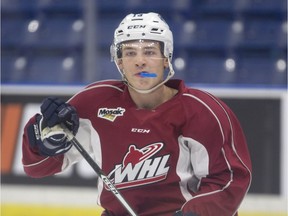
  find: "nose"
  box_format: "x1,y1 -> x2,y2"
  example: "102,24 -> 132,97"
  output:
135,54 -> 146,68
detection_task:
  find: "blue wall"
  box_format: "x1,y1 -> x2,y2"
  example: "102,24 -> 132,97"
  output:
1,0 -> 287,87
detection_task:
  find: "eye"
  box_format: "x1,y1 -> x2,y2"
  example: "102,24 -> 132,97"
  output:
144,50 -> 157,56
123,50 -> 137,57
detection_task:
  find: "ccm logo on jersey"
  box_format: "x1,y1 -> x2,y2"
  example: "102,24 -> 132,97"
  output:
106,143 -> 170,190
98,107 -> 125,122
131,128 -> 150,133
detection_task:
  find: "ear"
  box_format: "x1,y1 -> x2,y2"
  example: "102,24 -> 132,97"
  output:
164,58 -> 169,69
116,59 -> 123,69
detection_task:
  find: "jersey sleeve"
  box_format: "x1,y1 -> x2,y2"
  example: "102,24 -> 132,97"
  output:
180,92 -> 252,216
22,115 -> 97,179
22,81 -> 122,179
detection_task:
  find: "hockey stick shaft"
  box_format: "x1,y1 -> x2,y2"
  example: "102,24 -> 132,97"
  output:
64,128 -> 137,216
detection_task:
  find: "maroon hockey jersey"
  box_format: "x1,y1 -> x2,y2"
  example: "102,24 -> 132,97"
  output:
22,79 -> 252,216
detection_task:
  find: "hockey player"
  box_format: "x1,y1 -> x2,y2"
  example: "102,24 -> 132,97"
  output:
22,12 -> 252,216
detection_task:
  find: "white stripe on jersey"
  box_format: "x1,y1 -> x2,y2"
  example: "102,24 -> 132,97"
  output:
177,135 -> 209,201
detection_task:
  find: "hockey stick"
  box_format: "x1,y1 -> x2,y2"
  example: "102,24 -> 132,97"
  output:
63,127 -> 138,216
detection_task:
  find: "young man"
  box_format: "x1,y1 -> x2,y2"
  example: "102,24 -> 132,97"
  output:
22,12 -> 252,216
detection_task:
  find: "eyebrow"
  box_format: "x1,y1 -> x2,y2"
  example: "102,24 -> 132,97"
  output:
122,46 -> 158,51
122,46 -> 135,51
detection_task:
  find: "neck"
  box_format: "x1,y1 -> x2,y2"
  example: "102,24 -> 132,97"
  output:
128,84 -> 177,110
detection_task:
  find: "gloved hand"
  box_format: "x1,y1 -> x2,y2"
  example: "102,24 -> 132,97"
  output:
27,97 -> 79,156
40,97 -> 79,135
174,211 -> 198,216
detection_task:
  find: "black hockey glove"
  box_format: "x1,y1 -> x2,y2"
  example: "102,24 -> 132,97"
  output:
173,211 -> 199,216
40,97 -> 79,135
27,97 -> 79,156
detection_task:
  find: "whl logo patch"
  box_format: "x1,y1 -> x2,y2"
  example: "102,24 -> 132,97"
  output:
106,143 -> 170,190
98,107 -> 125,122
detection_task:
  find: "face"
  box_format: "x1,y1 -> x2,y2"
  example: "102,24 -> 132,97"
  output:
117,40 -> 169,91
